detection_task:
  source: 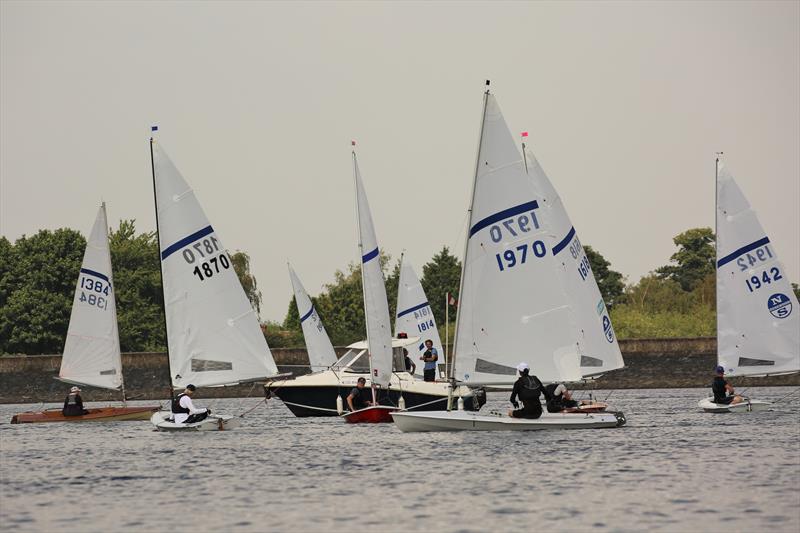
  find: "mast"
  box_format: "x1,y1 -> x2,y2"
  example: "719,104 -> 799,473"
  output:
395,250 -> 405,336
451,81 -> 491,381
150,135 -> 174,401
103,202 -> 126,403
352,147 -> 377,406
715,152 -> 722,359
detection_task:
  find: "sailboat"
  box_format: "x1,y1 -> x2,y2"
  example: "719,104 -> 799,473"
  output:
698,158 -> 800,413
394,256 -> 445,379
11,204 -> 158,423
392,84 -> 625,432
266,152 -> 480,418
288,263 -> 338,371
147,137 -> 283,431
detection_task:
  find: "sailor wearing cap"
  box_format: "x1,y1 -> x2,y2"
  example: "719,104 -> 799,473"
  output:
171,384 -> 211,424
711,366 -> 743,406
508,362 -> 545,419
62,386 -> 89,417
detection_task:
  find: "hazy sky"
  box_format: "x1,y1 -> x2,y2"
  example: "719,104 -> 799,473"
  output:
2,1 -> 798,322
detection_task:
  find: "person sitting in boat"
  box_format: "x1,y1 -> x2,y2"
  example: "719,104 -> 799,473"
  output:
347,377 -> 374,412
171,384 -> 211,424
62,386 -> 89,417
508,363 -> 544,419
712,366 -> 743,406
420,339 -> 438,382
544,383 -> 580,413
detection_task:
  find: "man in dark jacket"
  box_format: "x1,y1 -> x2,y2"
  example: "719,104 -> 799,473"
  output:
712,365 -> 743,405
508,363 -> 544,419
62,386 -> 89,416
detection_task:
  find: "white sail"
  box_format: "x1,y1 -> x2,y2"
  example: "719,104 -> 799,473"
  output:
716,163 -> 800,377
453,93 -> 587,385
523,147 -> 624,377
395,257 -> 444,378
59,203 -> 123,390
353,152 -> 393,388
288,264 -> 338,370
152,141 -> 279,388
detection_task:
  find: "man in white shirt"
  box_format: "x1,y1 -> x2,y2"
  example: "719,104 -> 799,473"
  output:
171,384 -> 210,424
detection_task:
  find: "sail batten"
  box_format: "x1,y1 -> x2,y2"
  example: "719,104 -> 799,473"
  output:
715,163 -> 799,377
152,141 -> 279,389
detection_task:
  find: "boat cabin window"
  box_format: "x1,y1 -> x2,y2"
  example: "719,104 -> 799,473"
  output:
393,347 -> 406,372
331,349 -> 360,371
335,349 -> 371,373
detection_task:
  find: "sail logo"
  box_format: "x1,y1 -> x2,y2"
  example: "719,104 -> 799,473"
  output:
767,293 -> 792,319
602,315 -> 615,343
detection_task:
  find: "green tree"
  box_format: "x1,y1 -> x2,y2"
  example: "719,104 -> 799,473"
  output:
656,227 -> 715,291
584,245 -> 624,308
108,220 -> 166,352
420,247 -> 461,327
231,251 -> 262,316
0,229 -> 86,354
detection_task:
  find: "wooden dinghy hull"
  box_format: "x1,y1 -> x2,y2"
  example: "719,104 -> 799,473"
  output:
10,406 -> 159,424
391,409 -> 626,432
342,405 -> 399,424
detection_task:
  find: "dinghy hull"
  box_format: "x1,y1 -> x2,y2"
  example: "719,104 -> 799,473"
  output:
342,405 -> 398,423
10,406 -> 158,424
697,397 -> 771,413
150,411 -> 240,431
391,409 -> 625,432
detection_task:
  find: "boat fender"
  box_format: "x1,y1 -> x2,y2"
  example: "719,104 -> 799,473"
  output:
336,395 -> 344,415
457,396 -> 464,411
398,395 -> 406,410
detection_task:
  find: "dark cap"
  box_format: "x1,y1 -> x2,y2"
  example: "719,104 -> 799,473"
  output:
186,384 -> 197,391
714,366 -> 725,375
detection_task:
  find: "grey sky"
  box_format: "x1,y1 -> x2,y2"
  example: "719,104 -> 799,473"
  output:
2,1 -> 798,322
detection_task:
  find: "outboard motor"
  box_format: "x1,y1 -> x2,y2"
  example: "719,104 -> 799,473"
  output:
473,388 -> 487,411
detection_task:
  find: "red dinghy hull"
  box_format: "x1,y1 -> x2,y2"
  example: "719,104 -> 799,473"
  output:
342,406 -> 399,424
10,406 -> 159,424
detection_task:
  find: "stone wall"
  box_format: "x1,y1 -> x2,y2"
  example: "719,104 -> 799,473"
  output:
0,338 -> 796,403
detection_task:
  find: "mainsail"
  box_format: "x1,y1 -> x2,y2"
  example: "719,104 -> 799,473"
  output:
353,152 -> 393,388
716,162 -> 800,377
395,257 -> 444,378
151,140 -> 279,388
288,263 -> 338,370
453,92 -> 620,385
59,203 -> 123,390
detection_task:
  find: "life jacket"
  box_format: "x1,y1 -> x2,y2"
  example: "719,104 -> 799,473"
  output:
171,393 -> 190,414
517,375 -> 543,403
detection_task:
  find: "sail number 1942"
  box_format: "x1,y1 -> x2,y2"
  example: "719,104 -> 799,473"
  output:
180,236 -> 232,282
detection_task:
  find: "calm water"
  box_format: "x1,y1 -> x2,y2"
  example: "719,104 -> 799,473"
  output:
1,387 -> 799,532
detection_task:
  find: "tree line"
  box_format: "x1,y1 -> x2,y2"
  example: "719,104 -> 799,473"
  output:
1,223 -> 798,354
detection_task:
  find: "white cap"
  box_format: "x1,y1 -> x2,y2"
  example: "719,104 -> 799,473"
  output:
70,386 -> 81,393
516,362 -> 529,372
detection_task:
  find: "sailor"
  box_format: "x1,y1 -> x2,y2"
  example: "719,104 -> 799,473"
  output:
171,384 -> 211,424
712,366 -> 743,405
544,383 -> 581,413
346,377 -> 373,412
420,339 -> 438,382
62,386 -> 89,417
508,363 -> 544,419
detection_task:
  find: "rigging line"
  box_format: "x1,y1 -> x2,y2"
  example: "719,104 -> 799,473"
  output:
773,387 -> 800,403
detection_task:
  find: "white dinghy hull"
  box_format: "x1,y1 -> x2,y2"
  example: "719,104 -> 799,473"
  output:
697,397 -> 771,413
150,411 -> 240,432
391,409 -> 625,432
